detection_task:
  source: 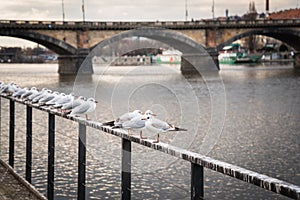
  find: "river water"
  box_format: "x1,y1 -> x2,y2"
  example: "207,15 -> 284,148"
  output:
0,62 -> 299,199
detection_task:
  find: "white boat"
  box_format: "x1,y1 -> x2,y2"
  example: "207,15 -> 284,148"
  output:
155,49 -> 182,64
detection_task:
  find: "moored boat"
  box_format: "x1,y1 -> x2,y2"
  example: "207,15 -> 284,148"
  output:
218,43 -> 262,64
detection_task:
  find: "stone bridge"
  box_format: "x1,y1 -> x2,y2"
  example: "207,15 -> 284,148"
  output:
1,19 -> 300,74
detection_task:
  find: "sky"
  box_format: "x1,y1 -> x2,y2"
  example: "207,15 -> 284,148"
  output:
0,0 -> 299,47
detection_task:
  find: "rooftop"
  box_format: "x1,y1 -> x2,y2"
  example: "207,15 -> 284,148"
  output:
269,8 -> 300,19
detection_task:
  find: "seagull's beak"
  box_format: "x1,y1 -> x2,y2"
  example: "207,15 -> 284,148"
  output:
151,113 -> 157,116
95,100 -> 98,103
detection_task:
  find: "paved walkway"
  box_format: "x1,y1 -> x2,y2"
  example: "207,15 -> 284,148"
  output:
0,159 -> 46,200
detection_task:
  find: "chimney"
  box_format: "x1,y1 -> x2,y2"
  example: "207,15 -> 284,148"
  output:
266,0 -> 269,14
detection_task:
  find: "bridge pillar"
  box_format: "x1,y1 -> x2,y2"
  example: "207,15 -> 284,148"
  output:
293,52 -> 300,69
181,48 -> 219,74
58,49 -> 93,75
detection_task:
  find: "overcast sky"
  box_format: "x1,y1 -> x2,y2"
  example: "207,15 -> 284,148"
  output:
0,0 -> 299,47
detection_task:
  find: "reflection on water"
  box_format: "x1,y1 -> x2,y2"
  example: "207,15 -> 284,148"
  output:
0,63 -> 299,199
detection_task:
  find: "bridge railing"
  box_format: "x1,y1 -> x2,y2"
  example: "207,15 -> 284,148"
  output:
0,93 -> 300,200
2,19 -> 300,30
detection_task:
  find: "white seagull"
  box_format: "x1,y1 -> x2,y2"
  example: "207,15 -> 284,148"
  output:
38,91 -> 59,105
0,82 -> 18,95
21,87 -> 38,99
144,110 -> 187,143
68,97 -> 98,120
32,89 -> 52,103
120,114 -> 148,138
45,92 -> 66,106
12,87 -> 29,98
27,88 -> 47,101
52,93 -> 75,109
61,96 -> 86,112
103,110 -> 143,128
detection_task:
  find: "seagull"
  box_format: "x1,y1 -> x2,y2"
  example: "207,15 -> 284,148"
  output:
120,114 -> 148,138
21,87 -> 38,99
61,96 -> 86,112
52,93 -> 75,109
145,110 -> 187,143
68,97 -> 98,120
103,110 -> 143,128
27,88 -> 47,101
12,87 -> 29,98
38,90 -> 58,105
0,82 -> 18,95
32,89 -> 51,103
45,92 -> 66,106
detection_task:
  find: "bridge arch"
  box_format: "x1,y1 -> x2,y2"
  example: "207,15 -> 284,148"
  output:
89,27 -> 219,73
0,29 -> 77,55
216,28 -> 300,51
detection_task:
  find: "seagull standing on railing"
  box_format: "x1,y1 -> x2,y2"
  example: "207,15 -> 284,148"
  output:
32,89 -> 51,103
45,92 -> 66,106
52,93 -> 75,110
119,114 -> 148,138
21,87 -> 38,99
68,97 -> 98,120
27,88 -> 47,101
61,95 -> 86,112
103,110 -> 143,128
0,82 -> 18,95
38,90 -> 59,105
12,87 -> 29,98
144,110 -> 187,143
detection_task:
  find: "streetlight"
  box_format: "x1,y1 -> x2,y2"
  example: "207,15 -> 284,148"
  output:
212,0 -> 215,19
61,0 -> 65,22
82,0 -> 85,22
185,0 -> 188,21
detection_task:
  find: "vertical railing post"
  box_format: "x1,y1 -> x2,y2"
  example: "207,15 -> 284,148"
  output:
0,97 -> 2,156
78,123 -> 86,200
47,113 -> 55,200
9,99 -> 15,167
26,106 -> 32,183
121,138 -> 131,200
191,163 -> 204,200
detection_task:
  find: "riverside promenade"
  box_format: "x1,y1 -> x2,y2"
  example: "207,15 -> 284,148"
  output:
0,159 -> 46,200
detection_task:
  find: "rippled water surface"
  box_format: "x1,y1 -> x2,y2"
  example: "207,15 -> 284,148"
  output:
0,63 -> 299,199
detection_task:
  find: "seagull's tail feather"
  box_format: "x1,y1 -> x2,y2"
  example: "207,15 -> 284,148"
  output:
62,110 -> 72,117
102,120 -> 115,126
112,125 -> 122,129
172,127 -> 188,131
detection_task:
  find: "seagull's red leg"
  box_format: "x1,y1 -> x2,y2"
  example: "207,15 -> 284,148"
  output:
140,131 -> 147,139
153,133 -> 160,143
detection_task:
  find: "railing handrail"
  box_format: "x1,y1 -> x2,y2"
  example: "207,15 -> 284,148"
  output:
1,93 -> 300,199
1,19 -> 300,30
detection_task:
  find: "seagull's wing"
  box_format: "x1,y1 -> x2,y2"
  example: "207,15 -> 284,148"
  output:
122,118 -> 145,129
56,96 -> 71,104
151,118 -> 171,131
118,113 -> 132,122
70,103 -> 89,115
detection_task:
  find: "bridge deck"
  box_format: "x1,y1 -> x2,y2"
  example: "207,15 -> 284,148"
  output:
0,159 -> 46,200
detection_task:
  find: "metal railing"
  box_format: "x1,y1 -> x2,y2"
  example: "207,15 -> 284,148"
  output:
0,93 -> 300,200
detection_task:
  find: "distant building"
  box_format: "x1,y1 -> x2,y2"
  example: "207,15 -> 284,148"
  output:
269,8 -> 300,19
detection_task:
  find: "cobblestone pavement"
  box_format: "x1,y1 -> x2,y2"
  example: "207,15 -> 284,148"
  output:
0,160 -> 46,200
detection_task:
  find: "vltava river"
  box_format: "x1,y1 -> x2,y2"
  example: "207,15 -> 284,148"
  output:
0,62 -> 299,199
